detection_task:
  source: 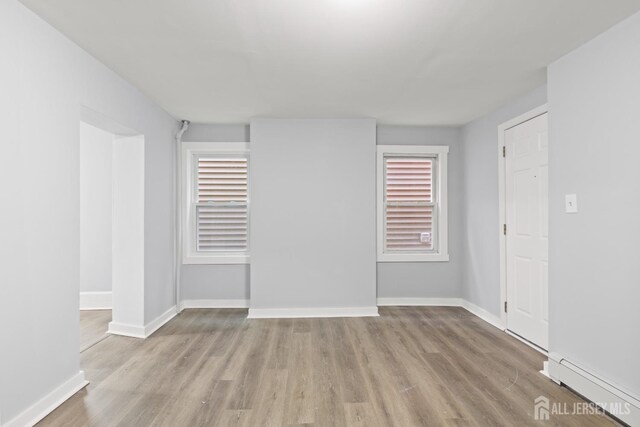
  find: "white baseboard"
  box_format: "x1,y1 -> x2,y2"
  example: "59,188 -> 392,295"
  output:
79,291 -> 112,310
2,371 -> 88,427
377,298 -> 504,331
505,329 -> 547,355
460,300 -> 504,330
107,305 -> 177,339
548,353 -> 640,425
144,305 -> 177,337
178,298 -> 503,330
179,298 -> 503,331
108,321 -> 146,339
539,360 -> 560,384
180,299 -> 249,310
377,297 -> 463,306
247,306 -> 379,319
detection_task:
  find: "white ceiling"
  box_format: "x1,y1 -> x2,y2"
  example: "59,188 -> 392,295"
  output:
20,0 -> 640,125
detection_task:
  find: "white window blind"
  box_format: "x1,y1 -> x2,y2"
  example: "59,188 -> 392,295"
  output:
384,156 -> 436,252
195,155 -> 248,252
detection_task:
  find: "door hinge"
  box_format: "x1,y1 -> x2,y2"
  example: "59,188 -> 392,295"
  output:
503,146 -> 506,158
503,224 -> 507,235
504,301 -> 508,313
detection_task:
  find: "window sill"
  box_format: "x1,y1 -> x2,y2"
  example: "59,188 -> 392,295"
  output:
183,254 -> 250,265
377,253 -> 449,263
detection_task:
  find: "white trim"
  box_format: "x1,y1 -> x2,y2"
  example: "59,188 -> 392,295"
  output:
247,306 -> 379,319
377,145 -> 450,154
460,300 -> 505,330
181,142 -> 250,265
548,353 -> 640,426
505,330 -> 547,356
2,371 -> 88,427
497,104 -> 548,329
180,299 -> 250,309
107,305 -> 177,339
377,145 -> 449,263
183,254 -> 250,265
79,291 -> 112,310
108,321 -> 145,339
377,297 -> 462,306
539,360 -> 560,384
144,305 -> 177,337
377,298 -> 506,332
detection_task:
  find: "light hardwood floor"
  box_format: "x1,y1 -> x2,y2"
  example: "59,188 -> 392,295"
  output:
42,307 -> 618,426
80,310 -> 111,352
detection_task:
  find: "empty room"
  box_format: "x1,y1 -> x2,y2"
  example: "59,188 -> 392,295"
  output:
1,0 -> 639,426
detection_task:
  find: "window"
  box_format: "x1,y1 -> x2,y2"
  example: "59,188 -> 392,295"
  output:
182,142 -> 249,264
377,145 -> 449,262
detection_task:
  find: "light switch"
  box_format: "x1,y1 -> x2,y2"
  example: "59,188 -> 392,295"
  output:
565,194 -> 578,213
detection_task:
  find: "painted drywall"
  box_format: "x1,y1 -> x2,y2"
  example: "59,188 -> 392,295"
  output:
376,126 -> 463,298
0,0 -> 177,423
112,136 -> 146,329
180,124 -> 250,301
180,124 -> 463,302
180,124 -> 462,304
182,123 -> 250,144
460,85 -> 547,317
548,10 -> 640,396
80,123 -> 113,293
250,119 -> 377,310
181,265 -> 249,301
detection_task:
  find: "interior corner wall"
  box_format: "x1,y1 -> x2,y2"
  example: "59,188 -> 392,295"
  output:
376,126 -> 463,299
0,0 -> 177,423
250,119 -> 377,310
460,84 -> 547,317
180,124 -> 251,302
547,10 -> 640,396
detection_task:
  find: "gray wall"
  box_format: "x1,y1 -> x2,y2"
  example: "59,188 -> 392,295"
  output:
181,123 -> 464,302
250,119 -> 377,309
180,123 -> 250,301
460,85 -> 547,316
376,126 -> 463,298
80,122 -> 113,293
548,10 -> 640,395
0,0 -> 177,422
181,123 -> 250,144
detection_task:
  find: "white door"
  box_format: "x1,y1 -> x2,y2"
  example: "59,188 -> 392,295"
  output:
505,113 -> 548,350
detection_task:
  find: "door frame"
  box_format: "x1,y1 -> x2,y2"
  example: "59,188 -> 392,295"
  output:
498,104 -> 548,330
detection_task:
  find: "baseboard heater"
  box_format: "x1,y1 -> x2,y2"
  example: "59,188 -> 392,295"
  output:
548,352 -> 639,425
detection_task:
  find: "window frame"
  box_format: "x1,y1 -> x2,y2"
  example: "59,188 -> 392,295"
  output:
181,142 -> 250,265
377,145 -> 449,262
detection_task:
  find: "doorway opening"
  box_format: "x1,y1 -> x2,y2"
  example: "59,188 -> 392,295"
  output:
80,121 -> 113,350
79,108 -> 145,352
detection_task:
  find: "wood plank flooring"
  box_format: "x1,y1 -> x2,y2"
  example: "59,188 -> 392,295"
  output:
80,310 -> 111,352
41,307 -> 618,426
